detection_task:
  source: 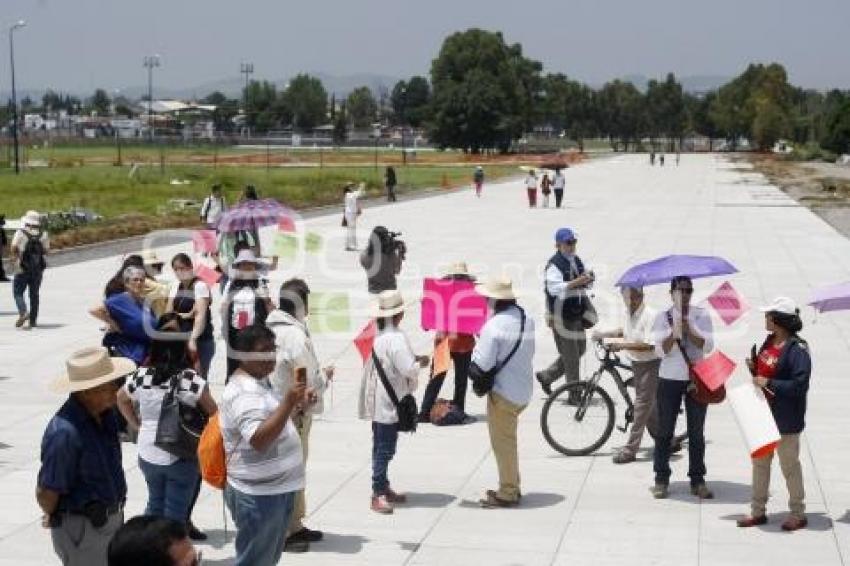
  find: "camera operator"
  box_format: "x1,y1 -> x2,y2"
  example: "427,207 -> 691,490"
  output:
360,226 -> 405,295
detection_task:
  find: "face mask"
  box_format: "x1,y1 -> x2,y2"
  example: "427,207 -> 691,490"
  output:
176,270 -> 194,282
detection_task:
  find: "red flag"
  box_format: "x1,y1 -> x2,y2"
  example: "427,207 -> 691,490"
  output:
278,216 -> 296,233
195,263 -> 222,287
692,351 -> 736,392
707,281 -> 748,326
353,320 -> 377,363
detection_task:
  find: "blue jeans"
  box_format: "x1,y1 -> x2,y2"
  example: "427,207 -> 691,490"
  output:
224,485 -> 295,566
653,378 -> 707,486
13,271 -> 42,324
372,422 -> 398,496
138,457 -> 200,522
196,337 -> 215,379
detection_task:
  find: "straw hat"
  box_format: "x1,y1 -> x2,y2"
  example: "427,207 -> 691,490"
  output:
476,276 -> 518,301
21,210 -> 41,226
373,290 -> 407,318
50,347 -> 136,394
233,249 -> 259,265
140,249 -> 164,266
445,261 -> 474,278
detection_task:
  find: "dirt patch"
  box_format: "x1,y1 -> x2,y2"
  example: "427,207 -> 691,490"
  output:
49,213 -> 200,250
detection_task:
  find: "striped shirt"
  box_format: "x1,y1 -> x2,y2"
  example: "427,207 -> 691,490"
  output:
220,371 -> 304,496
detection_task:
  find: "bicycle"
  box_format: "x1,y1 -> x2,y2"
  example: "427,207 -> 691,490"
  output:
541,340 -> 685,456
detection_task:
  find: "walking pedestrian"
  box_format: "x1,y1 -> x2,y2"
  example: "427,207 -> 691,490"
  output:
116,314 -> 216,525
385,166 -> 398,202
650,151 -> 656,166
199,184 -> 227,230
676,151 -> 681,166
90,266 -> 156,365
11,210 -> 48,329
553,168 -> 566,208
737,297 -> 810,531
38,347 -> 136,566
472,277 -> 535,508
167,253 -> 215,379
108,516 -> 200,566
343,182 -> 363,251
650,276 -> 715,500
0,214 -> 9,282
473,166 -> 485,197
220,324 -> 307,566
267,277 -> 335,552
524,169 -> 538,208
659,153 -> 665,167
540,172 -> 552,208
536,228 -> 595,398
358,290 -> 429,514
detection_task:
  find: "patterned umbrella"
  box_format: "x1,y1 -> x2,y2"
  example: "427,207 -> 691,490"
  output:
216,198 -> 293,234
615,254 -> 738,288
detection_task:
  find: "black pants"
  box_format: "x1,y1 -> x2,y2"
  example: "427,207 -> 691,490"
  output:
653,378 -> 707,486
554,189 -> 564,208
13,270 -> 43,324
387,184 -> 397,202
419,351 -> 472,418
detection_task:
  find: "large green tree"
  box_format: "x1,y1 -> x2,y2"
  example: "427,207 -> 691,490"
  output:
90,88 -> 111,116
821,96 -> 850,155
391,76 -> 431,127
346,86 -> 378,128
645,73 -> 686,149
243,80 -> 279,132
282,74 -> 328,131
597,80 -> 645,151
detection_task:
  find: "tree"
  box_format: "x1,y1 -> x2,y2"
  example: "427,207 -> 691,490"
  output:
346,86 -> 378,128
597,80 -> 645,151
391,76 -> 431,127
282,74 -> 328,131
90,89 -> 111,116
333,101 -> 348,145
243,80 -> 279,132
821,97 -> 850,155
645,73 -> 685,149
752,97 -> 790,150
202,91 -> 228,106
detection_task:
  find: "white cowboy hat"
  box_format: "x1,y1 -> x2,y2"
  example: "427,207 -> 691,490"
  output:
140,249 -> 164,266
476,276 -> 518,301
444,261 -> 475,278
759,296 -> 798,316
372,290 -> 408,318
21,210 -> 41,226
50,347 -> 136,394
233,249 -> 259,265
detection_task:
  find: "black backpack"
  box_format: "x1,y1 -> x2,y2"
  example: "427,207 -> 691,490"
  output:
20,232 -> 46,273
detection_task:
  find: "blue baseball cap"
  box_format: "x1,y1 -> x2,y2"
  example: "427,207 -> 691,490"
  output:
555,228 -> 576,243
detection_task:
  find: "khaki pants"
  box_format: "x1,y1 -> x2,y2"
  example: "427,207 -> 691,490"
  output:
540,318 -> 586,389
622,359 -> 660,456
288,412 -> 313,534
51,511 -> 123,566
751,433 -> 805,519
487,392 -> 526,502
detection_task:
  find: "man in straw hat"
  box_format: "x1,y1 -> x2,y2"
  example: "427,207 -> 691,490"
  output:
37,347 -> 136,566
472,276 -> 535,508
139,249 -> 169,318
11,209 -> 48,329
358,290 -> 429,514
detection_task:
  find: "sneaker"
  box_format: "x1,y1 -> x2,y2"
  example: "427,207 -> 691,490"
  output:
186,522 -> 207,541
781,516 -> 807,532
370,495 -> 393,514
650,483 -> 669,499
287,527 -> 323,543
384,488 -> 407,504
690,483 -> 714,499
536,372 -> 553,396
15,312 -> 28,328
612,451 -> 636,464
737,515 -> 768,528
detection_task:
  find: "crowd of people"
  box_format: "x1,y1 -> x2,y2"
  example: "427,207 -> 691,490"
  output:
22,170 -> 814,565
522,168 -> 567,208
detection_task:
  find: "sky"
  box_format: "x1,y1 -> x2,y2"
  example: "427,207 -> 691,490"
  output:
1,0 -> 848,95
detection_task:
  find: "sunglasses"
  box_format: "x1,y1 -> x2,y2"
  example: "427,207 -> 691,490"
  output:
564,239 -> 577,245
675,288 -> 694,294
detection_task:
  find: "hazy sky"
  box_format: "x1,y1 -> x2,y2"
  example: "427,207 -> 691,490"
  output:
2,0 -> 848,94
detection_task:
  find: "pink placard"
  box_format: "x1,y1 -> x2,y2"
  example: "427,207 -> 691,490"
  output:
692,351 -> 736,392
195,263 -> 222,287
421,278 -> 489,334
192,230 -> 218,254
707,281 -> 748,326
278,216 -> 296,233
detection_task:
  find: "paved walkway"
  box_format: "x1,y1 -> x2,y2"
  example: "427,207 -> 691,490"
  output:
2,154 -> 850,565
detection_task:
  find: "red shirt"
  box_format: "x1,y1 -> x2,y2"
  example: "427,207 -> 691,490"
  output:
757,342 -> 784,379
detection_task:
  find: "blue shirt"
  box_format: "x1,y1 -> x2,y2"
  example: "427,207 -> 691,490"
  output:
38,397 -> 127,513
103,291 -> 155,364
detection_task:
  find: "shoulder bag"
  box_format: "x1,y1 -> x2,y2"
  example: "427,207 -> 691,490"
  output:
666,312 -> 725,405
371,351 -> 418,433
155,370 -> 209,459
469,307 -> 527,397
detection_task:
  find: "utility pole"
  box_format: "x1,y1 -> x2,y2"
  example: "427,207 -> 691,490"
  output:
9,20 -> 26,174
240,63 -> 253,137
143,54 -> 161,141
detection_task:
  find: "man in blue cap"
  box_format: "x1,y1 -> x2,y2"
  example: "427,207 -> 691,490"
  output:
537,228 -> 595,399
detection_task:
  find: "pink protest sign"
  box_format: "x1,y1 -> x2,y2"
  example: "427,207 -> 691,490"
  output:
192,230 -> 218,254
692,351 -> 736,392
278,216 -> 296,233
195,263 -> 222,287
421,278 -> 488,334
707,281 -> 748,325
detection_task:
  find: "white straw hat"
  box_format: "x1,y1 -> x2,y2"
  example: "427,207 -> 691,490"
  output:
373,290 -> 407,318
50,347 -> 136,394
445,261 -> 474,278
475,276 -> 518,300
233,249 -> 259,265
21,210 -> 41,226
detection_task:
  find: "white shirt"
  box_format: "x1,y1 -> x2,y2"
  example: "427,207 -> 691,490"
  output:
358,326 -> 420,424
545,255 -> 581,298
472,306 -> 536,406
622,304 -> 659,362
168,279 -> 211,302
267,310 -> 327,415
124,367 -> 206,466
553,173 -> 566,190
10,228 -> 49,275
651,305 -> 714,381
220,371 -> 305,496
201,195 -> 226,225
524,174 -> 538,189
344,189 -> 363,221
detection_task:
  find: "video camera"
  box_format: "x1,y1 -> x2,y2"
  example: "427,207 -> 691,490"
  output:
386,231 -> 407,262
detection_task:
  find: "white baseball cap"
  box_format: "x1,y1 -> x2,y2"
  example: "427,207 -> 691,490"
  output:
759,296 -> 798,315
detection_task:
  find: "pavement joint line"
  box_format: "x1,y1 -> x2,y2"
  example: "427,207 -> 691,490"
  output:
803,432 -> 846,565
547,452 -> 596,565
305,457 -> 370,521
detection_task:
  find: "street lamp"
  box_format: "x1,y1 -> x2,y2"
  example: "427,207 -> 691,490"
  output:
143,54 -> 160,141
240,62 -> 253,136
9,19 -> 26,174
400,86 -> 407,165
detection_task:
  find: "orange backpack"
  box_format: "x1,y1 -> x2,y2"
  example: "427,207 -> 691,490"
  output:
197,413 -> 227,489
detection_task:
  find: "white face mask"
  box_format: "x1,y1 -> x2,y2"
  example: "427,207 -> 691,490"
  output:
175,269 -> 194,282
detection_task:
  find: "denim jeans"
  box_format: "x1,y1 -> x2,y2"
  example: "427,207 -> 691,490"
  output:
196,337 -> 215,380
224,485 -> 295,566
372,422 -> 399,496
419,351 -> 472,417
138,457 -> 200,522
653,378 -> 707,486
13,270 -> 42,324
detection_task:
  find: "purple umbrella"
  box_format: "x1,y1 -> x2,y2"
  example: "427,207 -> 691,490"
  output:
616,254 -> 738,288
808,281 -> 850,313
216,198 -> 293,234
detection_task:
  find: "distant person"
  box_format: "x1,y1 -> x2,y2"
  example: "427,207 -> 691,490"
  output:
108,516 -> 200,566
200,184 -> 227,230
0,214 -> 9,282
552,168 -> 566,208
659,153 -> 665,167
385,166 -> 398,202
11,210 -> 48,329
241,184 -> 259,202
238,184 -> 261,250
650,151 -> 656,166
38,347 -> 136,566
90,266 -> 156,365
540,172 -> 552,208
524,170 -> 538,208
676,151 -> 681,166
343,182 -> 363,251
473,166 -> 485,197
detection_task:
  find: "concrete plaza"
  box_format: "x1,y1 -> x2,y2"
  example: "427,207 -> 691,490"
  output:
2,153 -> 850,565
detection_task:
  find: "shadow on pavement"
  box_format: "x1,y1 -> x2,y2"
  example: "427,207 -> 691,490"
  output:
309,532 -> 369,554
721,511 -> 834,532
457,492 -> 566,510
31,323 -> 66,330
403,492 -> 457,508
667,480 -> 752,504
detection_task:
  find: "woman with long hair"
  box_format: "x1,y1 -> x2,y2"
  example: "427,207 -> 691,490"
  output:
166,253 -> 215,379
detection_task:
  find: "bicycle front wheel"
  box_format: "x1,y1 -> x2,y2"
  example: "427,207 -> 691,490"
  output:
541,381 -> 615,456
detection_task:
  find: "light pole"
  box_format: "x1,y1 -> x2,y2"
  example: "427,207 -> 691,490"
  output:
143,54 -> 160,141
240,62 -> 253,136
400,86 -> 407,165
9,20 -> 26,174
